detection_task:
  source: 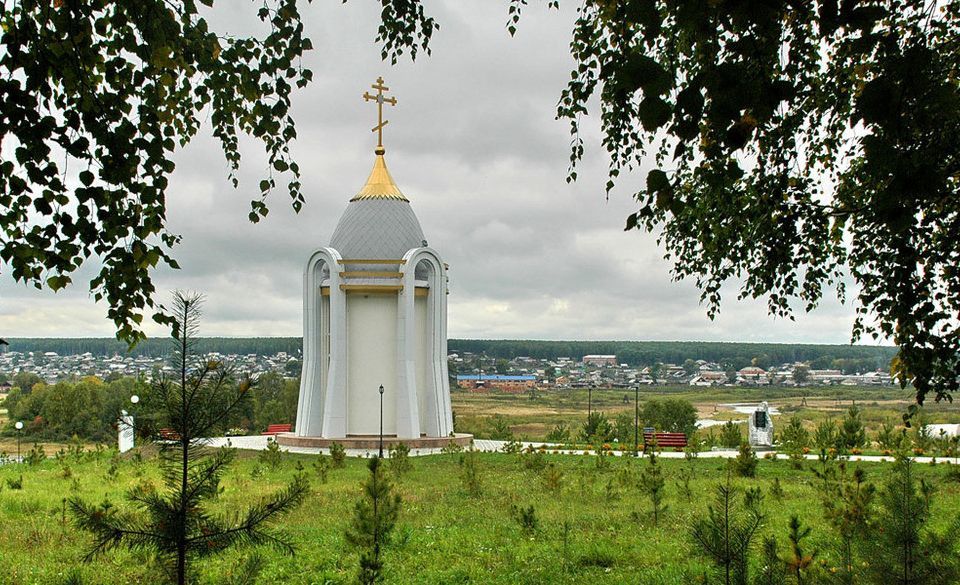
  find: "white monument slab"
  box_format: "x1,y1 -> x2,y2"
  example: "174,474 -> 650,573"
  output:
118,410 -> 134,454
749,402 -> 774,448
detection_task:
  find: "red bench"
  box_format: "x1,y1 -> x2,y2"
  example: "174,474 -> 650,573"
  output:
643,432 -> 688,452
261,424 -> 292,436
158,428 -> 180,441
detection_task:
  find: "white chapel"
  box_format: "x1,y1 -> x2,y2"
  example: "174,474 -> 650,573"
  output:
280,78 -> 467,449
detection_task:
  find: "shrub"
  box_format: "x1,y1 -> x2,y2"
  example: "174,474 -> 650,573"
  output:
732,442 -> 758,478
488,415 -> 514,441
813,461 -> 874,584
676,466 -> 694,503
24,443 -> 46,466
459,449 -> 482,497
875,420 -> 904,452
542,463 -> 563,495
388,443 -> 412,477
720,421 -> 742,448
545,422 -> 571,444
501,439 -> 522,454
784,515 -> 817,585
313,455 -> 330,483
509,504 -> 539,536
755,536 -> 786,585
520,449 -> 546,472
441,440 -> 464,455
258,438 -> 282,470
329,442 -> 346,468
770,477 -> 785,502
779,416 -> 810,455
6,475 -> 23,490
613,412 -> 636,445
579,411 -> 615,444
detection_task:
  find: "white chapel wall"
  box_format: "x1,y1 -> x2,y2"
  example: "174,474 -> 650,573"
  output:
347,293 -> 398,435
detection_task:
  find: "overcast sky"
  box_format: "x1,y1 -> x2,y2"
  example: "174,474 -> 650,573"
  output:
0,1 -> 875,345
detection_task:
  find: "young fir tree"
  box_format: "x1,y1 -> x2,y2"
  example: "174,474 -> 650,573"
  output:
839,405 -> 867,451
813,462 -> 874,584
70,292 -> 309,585
690,473 -> 765,585
754,536 -> 786,585
862,456 -> 960,585
783,515 -> 816,585
640,450 -> 667,526
346,456 -> 402,585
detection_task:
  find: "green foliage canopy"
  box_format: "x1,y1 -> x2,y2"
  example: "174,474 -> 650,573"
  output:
550,1 -> 960,404
640,397 -> 697,435
0,0 -> 313,342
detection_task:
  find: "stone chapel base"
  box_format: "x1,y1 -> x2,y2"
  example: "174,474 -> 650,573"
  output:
276,432 -> 474,451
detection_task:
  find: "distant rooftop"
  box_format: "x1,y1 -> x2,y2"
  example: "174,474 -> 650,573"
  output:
456,375 -> 536,382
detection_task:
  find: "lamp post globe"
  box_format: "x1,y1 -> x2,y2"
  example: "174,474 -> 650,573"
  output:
130,395 -> 140,405
378,384 -> 385,458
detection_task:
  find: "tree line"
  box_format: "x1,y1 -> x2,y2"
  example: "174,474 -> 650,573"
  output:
2,371 -> 298,441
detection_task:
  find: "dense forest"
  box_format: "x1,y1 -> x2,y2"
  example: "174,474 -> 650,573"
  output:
3,337 -> 303,358
2,337 -> 897,370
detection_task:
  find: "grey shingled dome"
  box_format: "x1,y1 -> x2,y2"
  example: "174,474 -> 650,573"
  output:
330,199 -> 425,261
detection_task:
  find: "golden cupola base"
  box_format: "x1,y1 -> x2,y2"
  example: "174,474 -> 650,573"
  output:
351,154 -> 407,201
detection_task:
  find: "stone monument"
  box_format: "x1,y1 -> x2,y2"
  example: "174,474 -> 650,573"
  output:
118,410 -> 134,454
748,401 -> 774,448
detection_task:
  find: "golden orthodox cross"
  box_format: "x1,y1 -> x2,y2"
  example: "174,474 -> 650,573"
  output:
362,77 -> 397,153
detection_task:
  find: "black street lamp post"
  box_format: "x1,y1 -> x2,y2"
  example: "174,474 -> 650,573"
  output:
378,384 -> 385,458
634,384 -> 640,457
14,421 -> 23,463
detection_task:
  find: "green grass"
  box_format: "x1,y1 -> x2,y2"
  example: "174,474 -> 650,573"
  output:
2,447 -> 960,584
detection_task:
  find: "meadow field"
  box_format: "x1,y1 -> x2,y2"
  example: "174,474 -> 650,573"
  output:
450,385 -> 960,442
1,443 -> 959,585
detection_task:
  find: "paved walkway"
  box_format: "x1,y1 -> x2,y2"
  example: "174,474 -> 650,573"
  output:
204,436 -> 955,465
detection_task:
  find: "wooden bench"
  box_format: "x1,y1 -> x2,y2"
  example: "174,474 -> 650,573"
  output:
643,432 -> 687,452
158,428 -> 180,441
261,424 -> 292,436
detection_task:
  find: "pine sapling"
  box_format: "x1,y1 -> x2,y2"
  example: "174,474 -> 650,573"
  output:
70,292 -> 309,585
640,451 -> 667,526
345,456 -> 401,585
690,472 -> 765,585
755,536 -> 786,585
784,515 -> 816,585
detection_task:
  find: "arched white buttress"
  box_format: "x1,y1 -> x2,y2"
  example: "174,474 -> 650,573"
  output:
295,247 -> 348,438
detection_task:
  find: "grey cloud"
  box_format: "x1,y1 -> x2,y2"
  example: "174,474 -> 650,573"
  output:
0,1 -> 869,346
